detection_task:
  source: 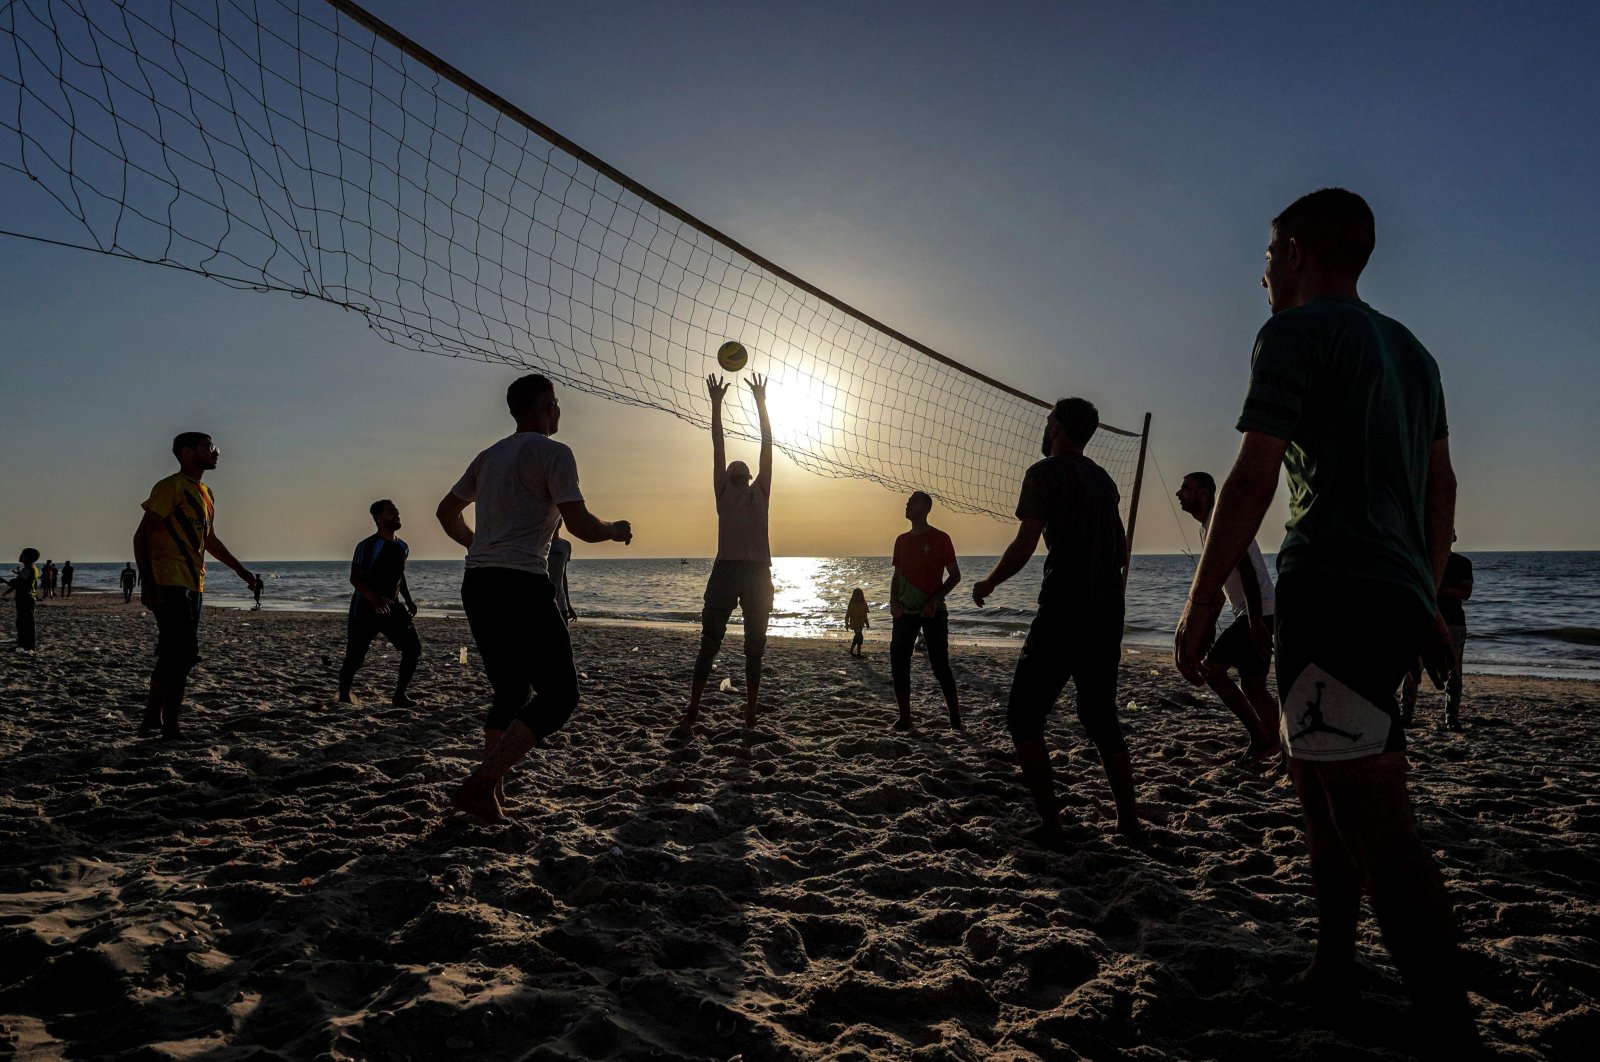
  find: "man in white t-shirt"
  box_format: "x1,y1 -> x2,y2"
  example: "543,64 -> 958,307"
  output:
1177,471 -> 1280,761
436,374 -> 633,822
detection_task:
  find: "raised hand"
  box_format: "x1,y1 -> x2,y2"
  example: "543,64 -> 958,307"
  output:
611,519 -> 634,546
746,373 -> 767,403
706,374 -> 729,403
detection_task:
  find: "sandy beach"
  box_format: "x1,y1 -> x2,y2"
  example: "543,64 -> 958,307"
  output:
1,594 -> 1596,1060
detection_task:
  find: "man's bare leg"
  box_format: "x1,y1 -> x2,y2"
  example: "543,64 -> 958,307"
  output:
138,678 -> 163,736
1013,738 -> 1068,850
744,657 -> 761,727
1287,757 -> 1366,999
484,728 -> 511,810
672,676 -> 710,740
1102,751 -> 1141,835
451,721 -> 538,822
1206,668 -> 1275,755
1241,674 -> 1281,761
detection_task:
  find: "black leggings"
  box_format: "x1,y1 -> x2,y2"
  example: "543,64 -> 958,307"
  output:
891,612 -> 957,710
339,607 -> 421,691
14,601 -> 35,650
1005,611 -> 1125,754
462,568 -> 579,737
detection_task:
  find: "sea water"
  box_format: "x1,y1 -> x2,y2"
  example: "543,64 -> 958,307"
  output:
58,552 -> 1599,680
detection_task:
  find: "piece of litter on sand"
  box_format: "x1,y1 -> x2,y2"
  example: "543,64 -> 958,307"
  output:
1127,648 -> 1140,654
1126,700 -> 1145,712
719,677 -> 734,692
459,647 -> 468,664
632,646 -> 640,652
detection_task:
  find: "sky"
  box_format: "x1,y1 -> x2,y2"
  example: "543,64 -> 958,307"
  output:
1,0 -> 1597,563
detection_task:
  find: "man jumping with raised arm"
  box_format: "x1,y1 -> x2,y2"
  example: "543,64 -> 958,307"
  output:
337,499 -> 422,707
437,374 -> 633,822
1176,471 -> 1280,761
889,491 -> 962,731
1174,189 -> 1476,1043
133,432 -> 263,739
974,397 -> 1138,848
672,372 -> 773,739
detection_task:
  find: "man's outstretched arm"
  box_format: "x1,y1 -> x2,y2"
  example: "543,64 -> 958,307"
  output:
750,373 -> 772,495
708,374 -> 729,493
133,510 -> 162,609
558,500 -> 632,545
1175,431 -> 1285,683
973,520 -> 1044,606
1420,437 -> 1459,689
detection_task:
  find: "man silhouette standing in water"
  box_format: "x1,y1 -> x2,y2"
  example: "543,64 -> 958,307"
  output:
133,432 -> 263,739
974,397 -> 1138,847
672,372 -> 773,739
1175,189 -> 1476,1043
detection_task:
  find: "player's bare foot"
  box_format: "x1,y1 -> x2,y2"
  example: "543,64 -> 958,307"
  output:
892,716 -> 913,732
449,779 -> 506,823
338,692 -> 358,705
1281,961 -> 1360,1006
948,713 -> 964,731
667,722 -> 697,742
392,692 -> 419,708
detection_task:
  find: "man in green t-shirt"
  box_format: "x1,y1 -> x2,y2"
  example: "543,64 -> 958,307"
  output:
1173,189 -> 1475,1043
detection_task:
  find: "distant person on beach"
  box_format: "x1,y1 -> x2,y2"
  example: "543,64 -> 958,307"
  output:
3,549 -> 41,651
1402,540 -> 1472,730
973,397 -> 1138,845
845,588 -> 869,656
134,432 -> 263,739
1173,189 -> 1476,1040
337,499 -> 422,708
437,374 -> 633,822
671,372 -> 773,739
41,560 -> 56,599
120,562 -> 138,603
1176,471 -> 1279,760
60,560 -> 74,598
890,492 -> 962,730
548,522 -> 576,624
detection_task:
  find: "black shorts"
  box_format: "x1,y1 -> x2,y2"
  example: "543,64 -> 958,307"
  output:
1275,573 -> 1431,762
1204,611 -> 1273,679
153,586 -> 204,684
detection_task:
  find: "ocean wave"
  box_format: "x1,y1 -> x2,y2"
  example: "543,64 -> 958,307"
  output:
1512,627 -> 1600,647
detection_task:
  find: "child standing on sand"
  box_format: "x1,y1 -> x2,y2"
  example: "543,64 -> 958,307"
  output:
845,587 -> 869,656
3,548 -> 41,651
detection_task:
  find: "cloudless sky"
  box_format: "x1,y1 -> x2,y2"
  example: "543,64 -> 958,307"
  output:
2,0 -> 1596,565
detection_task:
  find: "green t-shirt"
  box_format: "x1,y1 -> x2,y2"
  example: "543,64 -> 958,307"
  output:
1236,296 -> 1447,613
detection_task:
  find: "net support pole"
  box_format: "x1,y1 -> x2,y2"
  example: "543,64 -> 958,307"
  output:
1122,412 -> 1153,590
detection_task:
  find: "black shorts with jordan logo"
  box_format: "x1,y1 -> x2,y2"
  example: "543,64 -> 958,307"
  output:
1274,572 -> 1433,762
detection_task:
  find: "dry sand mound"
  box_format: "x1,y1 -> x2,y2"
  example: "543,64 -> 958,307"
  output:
1,597 -> 1596,1059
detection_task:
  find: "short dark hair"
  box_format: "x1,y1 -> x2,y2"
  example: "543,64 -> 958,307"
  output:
908,490 -> 932,509
1183,471 -> 1216,497
20,548 -> 39,564
1051,397 -> 1099,446
506,374 -> 555,419
1273,188 -> 1375,278
369,498 -> 393,517
172,431 -> 211,458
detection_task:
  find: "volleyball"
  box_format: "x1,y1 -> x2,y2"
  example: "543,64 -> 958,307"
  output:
716,340 -> 749,372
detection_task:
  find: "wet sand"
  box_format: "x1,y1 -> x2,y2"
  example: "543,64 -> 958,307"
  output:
1,594 -> 1596,1059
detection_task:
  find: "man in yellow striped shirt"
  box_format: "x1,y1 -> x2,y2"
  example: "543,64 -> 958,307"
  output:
133,432 -> 262,739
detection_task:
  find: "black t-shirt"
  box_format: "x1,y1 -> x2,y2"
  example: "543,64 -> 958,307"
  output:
1016,454 -> 1126,616
1438,552 -> 1471,626
351,534 -> 409,604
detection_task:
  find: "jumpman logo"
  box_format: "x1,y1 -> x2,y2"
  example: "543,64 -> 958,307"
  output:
1289,681 -> 1363,743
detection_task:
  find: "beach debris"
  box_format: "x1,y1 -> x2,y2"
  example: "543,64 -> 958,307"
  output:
459,646 -> 468,664
1126,700 -> 1145,712
719,678 -> 735,692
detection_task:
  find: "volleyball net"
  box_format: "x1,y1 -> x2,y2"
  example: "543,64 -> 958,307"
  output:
0,0 -> 1150,530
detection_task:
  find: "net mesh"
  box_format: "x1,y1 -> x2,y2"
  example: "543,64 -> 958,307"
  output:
0,0 -> 1147,521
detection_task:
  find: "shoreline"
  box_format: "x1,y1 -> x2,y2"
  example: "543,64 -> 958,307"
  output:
34,591 -> 1600,683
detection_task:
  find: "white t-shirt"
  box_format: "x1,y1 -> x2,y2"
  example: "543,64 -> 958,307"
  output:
451,432 -> 583,575
1200,521 -> 1276,618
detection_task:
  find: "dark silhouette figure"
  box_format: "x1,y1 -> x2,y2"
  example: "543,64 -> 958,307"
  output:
60,560 -> 74,597
4,549 -> 41,650
120,562 -> 138,604
338,499 -> 422,707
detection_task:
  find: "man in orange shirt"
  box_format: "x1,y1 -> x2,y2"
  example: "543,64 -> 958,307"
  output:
890,491 -> 962,731
133,432 -> 262,739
